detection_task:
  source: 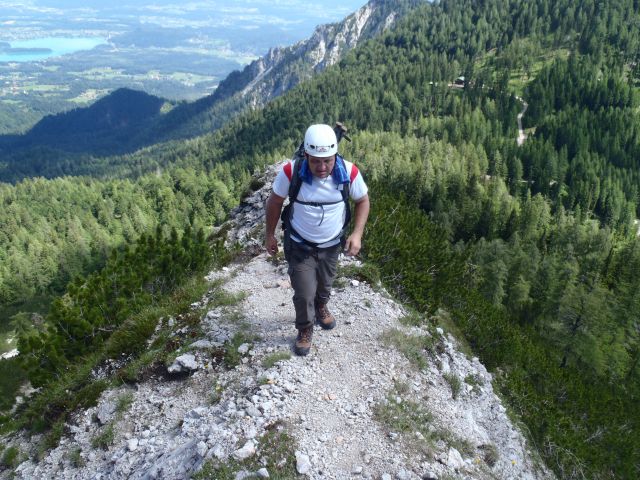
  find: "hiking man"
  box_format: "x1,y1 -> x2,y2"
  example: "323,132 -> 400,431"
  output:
264,123 -> 370,356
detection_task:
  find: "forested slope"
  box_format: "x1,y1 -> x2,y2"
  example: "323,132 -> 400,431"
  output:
1,0 -> 639,478
0,164 -> 244,305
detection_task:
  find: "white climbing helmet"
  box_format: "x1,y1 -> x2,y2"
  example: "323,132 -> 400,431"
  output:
304,124 -> 337,157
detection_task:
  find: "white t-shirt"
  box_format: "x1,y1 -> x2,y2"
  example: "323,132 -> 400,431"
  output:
273,158 -> 368,247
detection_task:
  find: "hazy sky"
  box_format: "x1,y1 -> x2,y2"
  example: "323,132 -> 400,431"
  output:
0,0 -> 372,53
0,1 -> 370,32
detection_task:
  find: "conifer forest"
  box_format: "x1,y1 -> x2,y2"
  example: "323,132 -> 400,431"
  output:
1,0 -> 639,478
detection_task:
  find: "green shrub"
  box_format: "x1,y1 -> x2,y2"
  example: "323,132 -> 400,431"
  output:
17,367 -> 108,434
17,226 -> 212,388
0,357 -> 27,412
38,419 -> 65,459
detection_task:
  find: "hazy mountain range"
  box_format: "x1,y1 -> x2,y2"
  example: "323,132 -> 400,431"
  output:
0,0 -> 368,134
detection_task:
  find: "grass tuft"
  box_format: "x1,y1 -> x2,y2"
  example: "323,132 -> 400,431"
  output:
262,351 -> 292,369
193,422 -> 300,480
91,422 -> 115,450
380,329 -> 443,370
223,331 -> 260,368
337,262 -> 381,287
115,391 -> 135,415
210,381 -> 223,405
67,447 -> 85,468
373,382 -> 477,460
211,289 -> 247,308
1,445 -> 20,469
398,311 -> 425,327
480,443 -> 499,467
464,373 -> 484,394
374,392 -> 433,436
443,372 -> 462,400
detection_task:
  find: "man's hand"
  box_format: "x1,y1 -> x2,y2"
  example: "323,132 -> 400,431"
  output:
264,193 -> 285,256
344,234 -> 362,256
345,195 -> 369,256
265,234 -> 279,256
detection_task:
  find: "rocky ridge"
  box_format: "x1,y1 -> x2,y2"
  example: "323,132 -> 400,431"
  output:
3,165 -> 553,480
215,0 -> 418,109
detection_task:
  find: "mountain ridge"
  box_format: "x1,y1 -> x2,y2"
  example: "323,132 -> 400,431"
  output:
2,166 -> 553,480
0,1 -> 638,478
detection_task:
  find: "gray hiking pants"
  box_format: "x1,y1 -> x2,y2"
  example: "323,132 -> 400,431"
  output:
286,241 -> 341,329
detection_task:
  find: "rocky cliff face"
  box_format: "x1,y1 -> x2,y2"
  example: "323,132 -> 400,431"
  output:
217,0 -> 417,109
2,164 -> 554,480
150,0 -> 421,144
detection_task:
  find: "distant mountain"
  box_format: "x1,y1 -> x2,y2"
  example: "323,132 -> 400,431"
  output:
0,88 -> 168,156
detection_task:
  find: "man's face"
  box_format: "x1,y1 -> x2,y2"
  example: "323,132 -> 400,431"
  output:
306,154 -> 336,179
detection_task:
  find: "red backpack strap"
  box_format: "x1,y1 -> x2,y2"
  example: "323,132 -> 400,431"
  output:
283,161 -> 293,181
349,164 -> 359,183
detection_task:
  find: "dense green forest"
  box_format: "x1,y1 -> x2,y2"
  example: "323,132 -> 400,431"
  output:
1,0 -> 639,478
0,164 -> 244,306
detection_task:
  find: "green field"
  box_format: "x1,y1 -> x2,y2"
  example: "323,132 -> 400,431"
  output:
69,89 -> 110,104
474,41 -> 571,96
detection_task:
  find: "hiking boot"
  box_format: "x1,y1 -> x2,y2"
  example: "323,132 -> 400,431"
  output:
294,326 -> 313,356
315,303 -> 336,330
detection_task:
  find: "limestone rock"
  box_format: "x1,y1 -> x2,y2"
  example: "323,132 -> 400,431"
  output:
233,440 -> 256,461
295,451 -> 312,475
447,447 -> 465,471
167,354 -> 198,373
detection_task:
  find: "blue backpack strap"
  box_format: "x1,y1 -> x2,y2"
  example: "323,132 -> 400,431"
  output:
336,155 -> 352,229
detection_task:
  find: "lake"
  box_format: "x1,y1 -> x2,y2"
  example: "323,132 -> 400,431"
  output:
0,37 -> 107,63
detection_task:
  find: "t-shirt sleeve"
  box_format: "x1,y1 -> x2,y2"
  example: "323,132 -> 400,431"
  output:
349,166 -> 368,201
272,163 -> 291,198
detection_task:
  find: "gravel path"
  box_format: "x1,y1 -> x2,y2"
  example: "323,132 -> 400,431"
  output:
516,97 -> 528,146
216,253 -> 550,480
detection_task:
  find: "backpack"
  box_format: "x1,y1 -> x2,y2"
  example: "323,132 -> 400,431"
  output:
280,123 -> 357,250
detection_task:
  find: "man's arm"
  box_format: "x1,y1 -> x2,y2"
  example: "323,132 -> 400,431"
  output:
264,192 -> 286,255
345,194 -> 370,256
